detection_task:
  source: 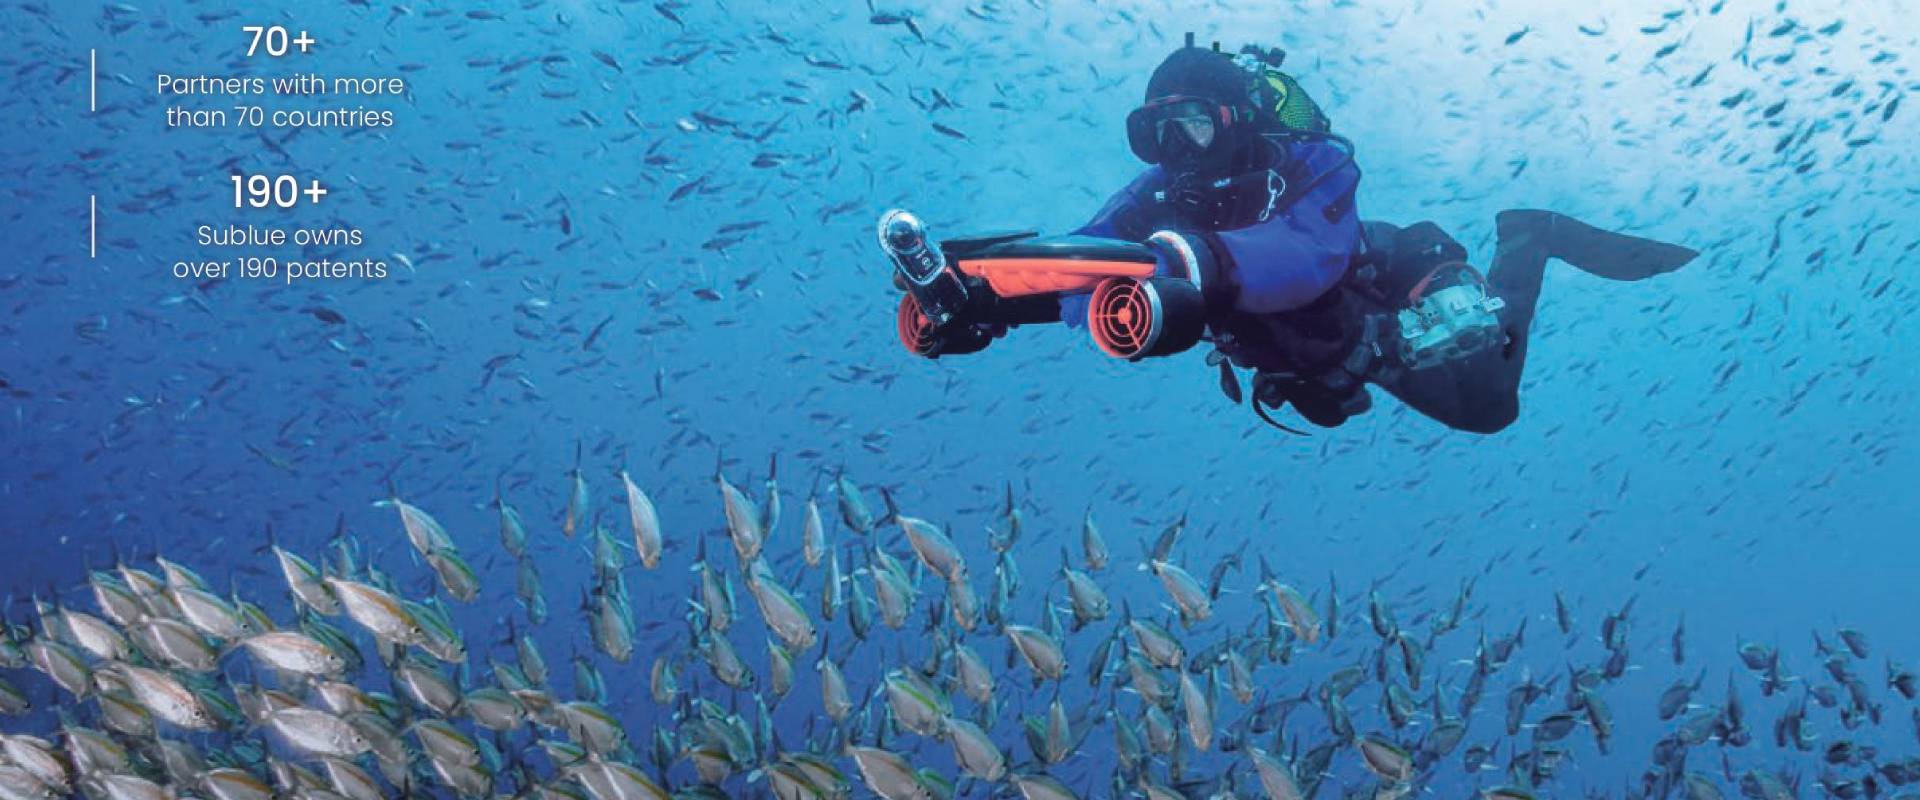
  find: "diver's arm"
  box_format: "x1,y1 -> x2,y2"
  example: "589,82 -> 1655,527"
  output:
1208,140 -> 1363,313
1071,167 -> 1164,240
1058,244 -> 1199,330
1062,168 -> 1166,328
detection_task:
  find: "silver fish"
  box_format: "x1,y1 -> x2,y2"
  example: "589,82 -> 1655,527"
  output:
621,470 -> 663,569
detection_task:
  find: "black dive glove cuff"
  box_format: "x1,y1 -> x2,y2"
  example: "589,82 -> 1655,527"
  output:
1144,230 -> 1234,317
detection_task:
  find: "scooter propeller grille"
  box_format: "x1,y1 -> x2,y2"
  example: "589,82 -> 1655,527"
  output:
895,294 -> 940,357
1089,278 -> 1158,360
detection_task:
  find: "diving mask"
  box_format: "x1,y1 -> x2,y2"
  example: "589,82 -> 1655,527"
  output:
1127,95 -> 1235,164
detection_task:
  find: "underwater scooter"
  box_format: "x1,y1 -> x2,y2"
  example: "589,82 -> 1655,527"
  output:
878,207 -> 1511,376
876,209 -> 1210,361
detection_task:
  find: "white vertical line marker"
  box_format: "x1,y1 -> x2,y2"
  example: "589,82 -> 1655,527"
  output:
90,195 -> 97,259
90,49 -> 96,112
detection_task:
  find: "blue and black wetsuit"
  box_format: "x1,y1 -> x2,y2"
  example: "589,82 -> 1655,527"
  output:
1059,135 -> 1384,427
1057,136 -> 1701,433
1059,137 -> 1359,328
1061,136 -> 1361,331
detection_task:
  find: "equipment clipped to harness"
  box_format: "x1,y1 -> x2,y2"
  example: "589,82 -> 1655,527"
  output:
1251,394 -> 1312,436
1244,368 -> 1312,436
1395,262 -> 1506,370
1152,169 -> 1287,230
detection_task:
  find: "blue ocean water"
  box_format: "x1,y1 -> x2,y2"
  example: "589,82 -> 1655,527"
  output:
0,0 -> 1916,798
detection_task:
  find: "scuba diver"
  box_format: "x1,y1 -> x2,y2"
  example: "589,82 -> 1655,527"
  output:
882,35 -> 1698,435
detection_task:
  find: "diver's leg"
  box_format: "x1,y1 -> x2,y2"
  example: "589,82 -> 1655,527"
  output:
1360,220 -> 1402,254
1367,213 -> 1551,434
1375,352 -> 1520,434
1479,210 -> 1556,393
1374,211 -> 1697,433
1510,209 -> 1701,281
1483,210 -> 1699,392
1487,209 -> 1699,331
1396,210 -> 1573,427
1354,219 -> 1529,433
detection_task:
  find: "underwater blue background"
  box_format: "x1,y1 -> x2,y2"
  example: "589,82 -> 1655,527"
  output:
1,0 -> 1917,797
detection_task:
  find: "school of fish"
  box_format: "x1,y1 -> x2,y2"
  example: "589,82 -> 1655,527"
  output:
0,0 -> 1917,798
0,458 -> 1918,800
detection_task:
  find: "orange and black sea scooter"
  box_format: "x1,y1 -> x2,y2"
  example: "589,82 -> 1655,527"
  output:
877,209 -> 1212,361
